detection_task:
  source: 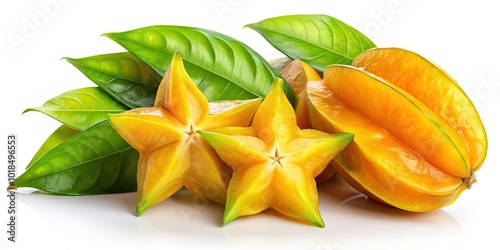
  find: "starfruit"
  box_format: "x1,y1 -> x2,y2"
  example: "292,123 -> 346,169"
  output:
307,48 -> 487,212
280,59 -> 322,129
109,52 -> 261,215
199,78 -> 353,227
280,59 -> 336,183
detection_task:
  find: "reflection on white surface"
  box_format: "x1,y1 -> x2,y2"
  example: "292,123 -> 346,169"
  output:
319,175 -> 464,250
14,174 -> 465,250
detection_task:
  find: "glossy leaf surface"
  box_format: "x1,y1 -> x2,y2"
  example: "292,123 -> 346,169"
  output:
24,87 -> 126,130
246,14 -> 376,72
65,52 -> 162,108
27,125 -> 79,169
10,120 -> 138,195
103,26 -> 295,105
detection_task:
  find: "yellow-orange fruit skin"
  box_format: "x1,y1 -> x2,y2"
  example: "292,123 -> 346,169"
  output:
307,52 -> 484,211
352,48 -> 487,171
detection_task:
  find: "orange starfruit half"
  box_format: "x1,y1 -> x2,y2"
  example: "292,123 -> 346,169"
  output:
109,52 -> 261,216
199,78 -> 353,227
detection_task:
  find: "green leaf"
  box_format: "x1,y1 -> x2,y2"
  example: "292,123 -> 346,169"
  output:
245,14 -> 376,72
64,52 -> 162,108
27,125 -> 80,169
24,87 -> 127,130
10,120 -> 138,195
103,25 -> 296,105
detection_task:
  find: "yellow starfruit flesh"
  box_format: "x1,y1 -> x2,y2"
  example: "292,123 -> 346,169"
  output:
109,52 -> 261,215
199,78 -> 353,227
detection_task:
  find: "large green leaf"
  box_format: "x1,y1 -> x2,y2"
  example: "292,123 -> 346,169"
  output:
246,14 -> 376,72
65,52 -> 162,108
27,125 -> 80,169
103,25 -> 296,105
10,120 -> 138,195
24,87 -> 127,130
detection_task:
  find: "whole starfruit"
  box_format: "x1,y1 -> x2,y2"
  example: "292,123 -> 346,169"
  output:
308,47 -> 487,212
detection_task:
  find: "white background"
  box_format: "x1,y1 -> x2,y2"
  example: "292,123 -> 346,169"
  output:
1,0 -> 499,249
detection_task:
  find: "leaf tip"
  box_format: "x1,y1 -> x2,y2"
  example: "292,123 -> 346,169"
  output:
21,107 -> 34,115
242,23 -> 254,29
61,56 -> 79,68
100,32 -> 117,41
60,56 -> 71,62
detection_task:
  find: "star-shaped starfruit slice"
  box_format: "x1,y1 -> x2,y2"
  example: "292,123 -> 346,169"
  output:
109,52 -> 261,216
199,78 -> 354,227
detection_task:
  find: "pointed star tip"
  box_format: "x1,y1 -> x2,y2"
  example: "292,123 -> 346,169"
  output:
308,211 -> 325,228
136,202 -> 149,217
222,210 -> 238,226
314,219 -> 326,228
136,209 -> 144,217
222,217 -> 234,226
342,132 -> 355,141
272,77 -> 284,88
335,132 -> 355,147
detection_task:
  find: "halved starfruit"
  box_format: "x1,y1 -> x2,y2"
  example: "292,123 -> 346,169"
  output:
307,48 -> 487,212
